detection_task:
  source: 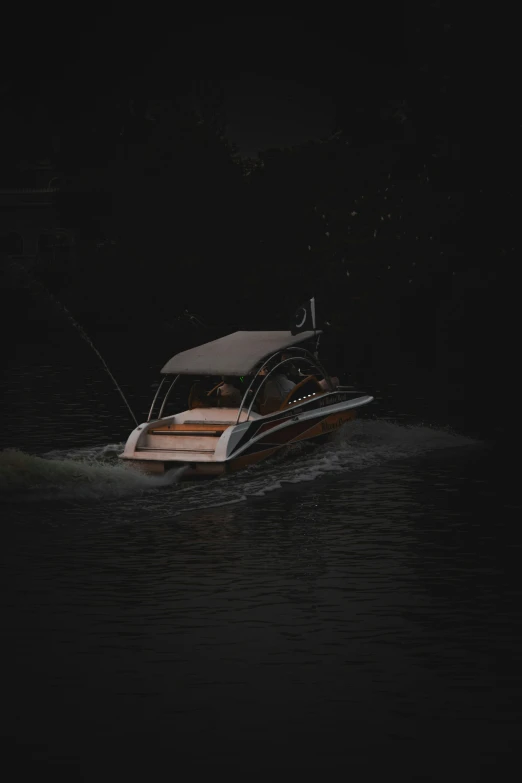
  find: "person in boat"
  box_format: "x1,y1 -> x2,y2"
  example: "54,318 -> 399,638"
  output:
216,376 -> 242,408
257,357 -> 340,414
280,353 -> 339,392
262,361 -> 296,406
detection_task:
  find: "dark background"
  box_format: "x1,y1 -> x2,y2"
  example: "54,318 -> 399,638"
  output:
1,9 -> 521,779
0,6 -> 514,429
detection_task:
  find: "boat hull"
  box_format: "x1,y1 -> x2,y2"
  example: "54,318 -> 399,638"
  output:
225,406 -> 357,473
122,401 -> 362,478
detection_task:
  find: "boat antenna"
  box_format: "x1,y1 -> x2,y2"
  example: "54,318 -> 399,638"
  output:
5,256 -> 139,427
310,296 -> 320,359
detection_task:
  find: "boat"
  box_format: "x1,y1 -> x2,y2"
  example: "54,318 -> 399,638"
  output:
119,330 -> 373,477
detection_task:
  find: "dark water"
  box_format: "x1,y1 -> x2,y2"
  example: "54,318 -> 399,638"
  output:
1,330 -> 520,780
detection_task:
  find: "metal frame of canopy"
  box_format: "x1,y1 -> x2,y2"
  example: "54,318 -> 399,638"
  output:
146,344 -> 333,424
237,346 -> 332,424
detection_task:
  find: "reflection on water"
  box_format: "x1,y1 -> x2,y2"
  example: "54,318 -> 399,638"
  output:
1,344 -> 519,776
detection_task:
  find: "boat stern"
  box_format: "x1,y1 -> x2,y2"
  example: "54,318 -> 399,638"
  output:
118,408 -> 251,477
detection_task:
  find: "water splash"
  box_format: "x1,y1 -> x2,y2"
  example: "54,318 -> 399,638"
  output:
43,443 -> 127,462
0,419 -> 478,508
158,418 -> 479,517
0,448 -> 184,501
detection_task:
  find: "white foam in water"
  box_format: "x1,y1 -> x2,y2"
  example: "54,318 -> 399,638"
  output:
43,443 -> 125,462
0,447 -> 184,501
165,418 -> 477,516
0,419 -> 477,507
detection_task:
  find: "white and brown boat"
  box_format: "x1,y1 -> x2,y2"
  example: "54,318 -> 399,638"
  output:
119,330 -> 373,477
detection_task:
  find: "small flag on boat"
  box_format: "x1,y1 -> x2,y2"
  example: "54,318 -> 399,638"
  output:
291,297 -> 316,335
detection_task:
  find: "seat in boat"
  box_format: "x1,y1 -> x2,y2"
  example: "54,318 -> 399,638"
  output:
188,380 -> 241,409
188,382 -> 217,409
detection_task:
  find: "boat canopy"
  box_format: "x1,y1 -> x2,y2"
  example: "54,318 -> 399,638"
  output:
160,330 -> 321,376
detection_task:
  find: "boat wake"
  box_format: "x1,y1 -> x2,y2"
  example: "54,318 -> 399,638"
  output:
0,420 -> 477,508
0,445 -> 184,502
166,418 -> 478,516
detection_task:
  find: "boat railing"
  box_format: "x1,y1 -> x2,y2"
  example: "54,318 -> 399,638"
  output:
336,385 -> 367,393
146,347 -> 334,426
147,377 -> 166,422
158,375 -> 181,419
147,374 -> 180,422
237,347 -> 333,425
